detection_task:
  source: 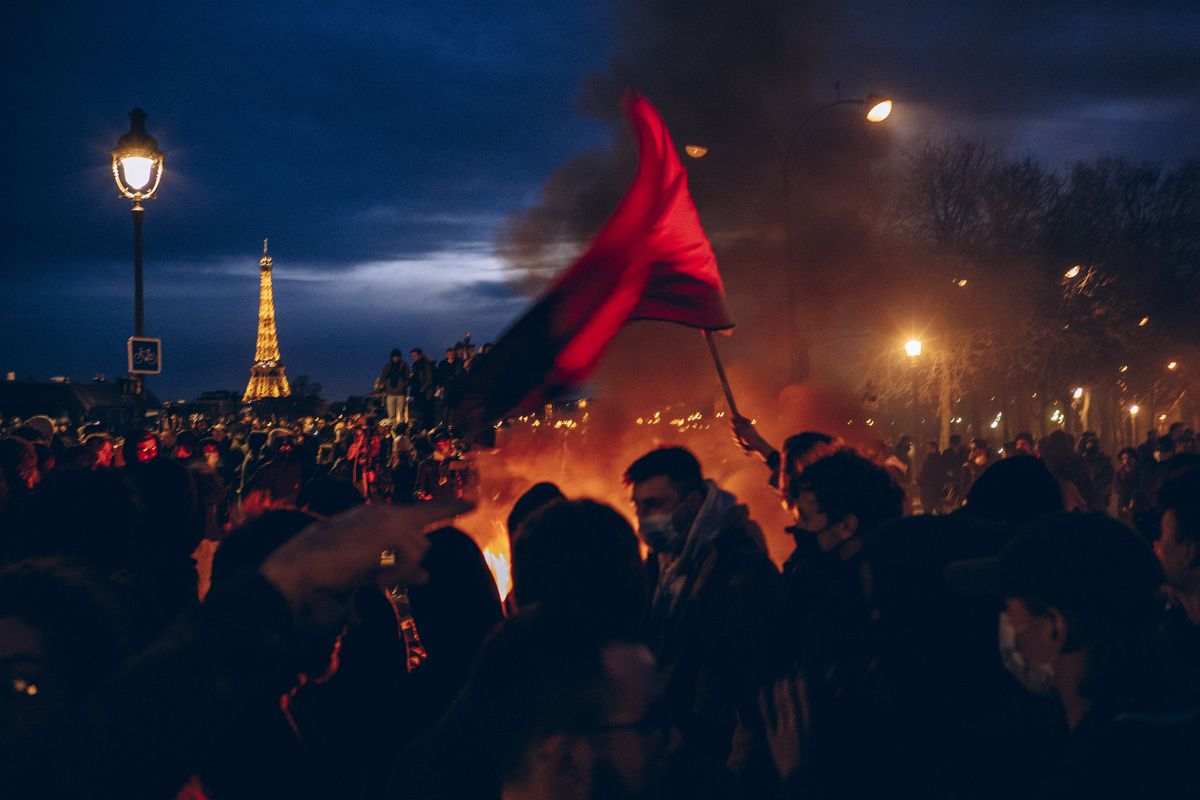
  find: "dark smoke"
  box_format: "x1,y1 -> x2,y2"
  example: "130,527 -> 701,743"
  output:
479,1 -> 904,563
499,0 -> 897,430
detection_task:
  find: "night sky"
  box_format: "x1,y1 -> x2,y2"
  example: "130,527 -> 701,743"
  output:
2,1 -> 1197,401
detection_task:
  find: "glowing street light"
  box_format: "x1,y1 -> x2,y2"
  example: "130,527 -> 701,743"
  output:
1129,404 -> 1140,417
1138,316 -> 1150,327
865,95 -> 893,122
1072,387 -> 1084,400
1064,264 -> 1082,279
1168,361 -> 1179,371
778,87 -> 895,382
904,339 -> 923,358
111,108 -> 164,341
684,145 -> 709,159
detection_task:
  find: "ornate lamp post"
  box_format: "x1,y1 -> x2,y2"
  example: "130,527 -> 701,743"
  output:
111,108 -> 164,339
112,109 -> 164,413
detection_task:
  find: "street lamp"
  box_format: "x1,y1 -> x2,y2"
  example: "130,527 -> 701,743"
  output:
779,87 -> 894,383
1129,403 -> 1140,445
905,338 -> 922,446
112,108 -> 164,338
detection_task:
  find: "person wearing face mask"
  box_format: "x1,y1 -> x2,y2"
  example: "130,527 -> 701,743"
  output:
948,512 -> 1200,796
778,448 -> 905,790
623,446 -> 784,800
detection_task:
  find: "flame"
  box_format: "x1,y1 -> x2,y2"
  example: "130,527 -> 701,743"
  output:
483,543 -> 513,602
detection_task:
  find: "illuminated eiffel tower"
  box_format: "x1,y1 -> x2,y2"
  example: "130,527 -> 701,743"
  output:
243,239 -> 291,401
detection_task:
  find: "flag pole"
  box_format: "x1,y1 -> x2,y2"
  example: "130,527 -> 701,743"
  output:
703,330 -> 741,418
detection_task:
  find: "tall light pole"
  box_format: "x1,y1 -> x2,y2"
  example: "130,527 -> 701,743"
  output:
781,91 -> 892,383
905,338 -> 922,444
111,108 -> 164,409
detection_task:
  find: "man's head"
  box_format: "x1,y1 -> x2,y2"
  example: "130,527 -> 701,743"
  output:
470,610 -> 663,800
507,482 -> 566,545
200,439 -> 221,469
123,431 -> 159,464
1154,436 -> 1176,463
1013,432 -> 1036,455
778,431 -> 838,496
787,449 -> 905,552
623,447 -> 705,555
512,499 -> 646,635
84,434 -> 114,468
1154,468 -> 1200,596
948,513 -> 1167,711
411,348 -> 424,362
391,348 -> 402,363
1119,447 -> 1137,468
267,428 -> 294,457
0,560 -> 127,791
173,430 -> 198,460
445,348 -> 456,362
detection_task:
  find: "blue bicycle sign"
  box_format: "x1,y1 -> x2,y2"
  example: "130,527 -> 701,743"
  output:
127,337 -> 163,375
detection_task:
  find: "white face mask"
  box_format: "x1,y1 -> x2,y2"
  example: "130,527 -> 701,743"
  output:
998,611 -> 1055,697
638,512 -> 682,554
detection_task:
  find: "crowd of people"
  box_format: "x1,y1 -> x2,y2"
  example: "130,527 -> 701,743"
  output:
2,393 -> 1200,799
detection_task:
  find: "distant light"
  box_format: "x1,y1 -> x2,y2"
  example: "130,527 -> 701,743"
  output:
684,145 -> 709,159
1072,387 -> 1083,400
1138,316 -> 1150,327
904,339 -> 922,358
1119,365 -> 1129,373
1168,361 -> 1178,371
956,278 -> 968,287
1064,265 -> 1082,279
1159,414 -> 1168,422
865,98 -> 893,122
1050,409 -> 1065,424
1129,404 -> 1140,416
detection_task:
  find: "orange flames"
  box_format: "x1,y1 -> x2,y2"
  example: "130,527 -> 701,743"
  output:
482,542 -> 513,602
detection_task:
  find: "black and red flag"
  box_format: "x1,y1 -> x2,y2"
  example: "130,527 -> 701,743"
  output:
451,92 -> 733,436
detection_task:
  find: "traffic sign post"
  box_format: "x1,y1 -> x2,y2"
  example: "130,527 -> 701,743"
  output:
128,337 -> 163,375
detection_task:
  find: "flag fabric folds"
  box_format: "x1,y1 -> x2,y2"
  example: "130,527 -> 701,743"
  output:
450,92 -> 733,436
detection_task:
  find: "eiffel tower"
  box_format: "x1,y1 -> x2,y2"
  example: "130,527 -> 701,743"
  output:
243,239 -> 291,401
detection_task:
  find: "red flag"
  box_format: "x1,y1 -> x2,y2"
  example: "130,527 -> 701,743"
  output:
451,92 -> 732,435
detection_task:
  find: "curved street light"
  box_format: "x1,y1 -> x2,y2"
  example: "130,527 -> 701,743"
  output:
780,87 -> 894,382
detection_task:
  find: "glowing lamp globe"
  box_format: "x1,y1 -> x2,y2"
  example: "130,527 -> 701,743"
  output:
111,108 -> 164,203
865,96 -> 893,123
904,339 -> 922,358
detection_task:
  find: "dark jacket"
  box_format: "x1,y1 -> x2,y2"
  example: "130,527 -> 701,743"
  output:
378,360 -> 411,396
648,483 -> 786,799
411,358 -> 435,400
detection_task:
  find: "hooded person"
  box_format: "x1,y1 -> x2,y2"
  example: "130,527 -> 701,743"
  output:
623,446 -> 784,798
